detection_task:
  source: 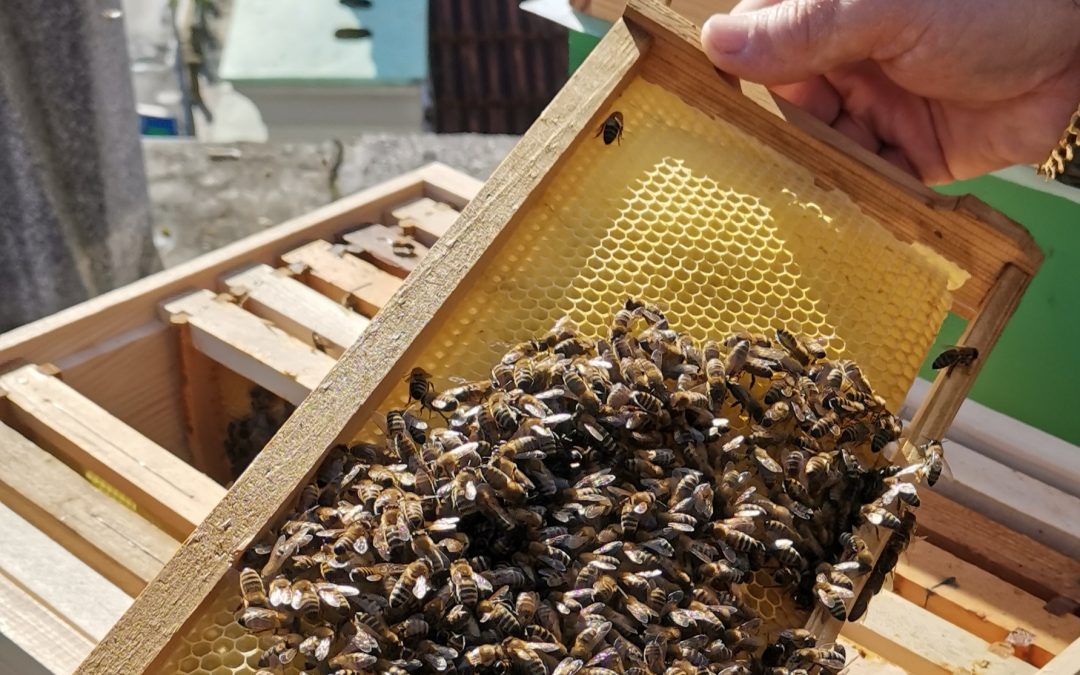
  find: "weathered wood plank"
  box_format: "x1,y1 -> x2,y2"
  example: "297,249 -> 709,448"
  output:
842,592 -> 1036,675
0,502 -> 131,642
0,571 -> 93,675
162,290 -> 337,406
341,224 -> 430,278
0,421 -> 177,596
280,240 -> 402,317
917,489 -> 1080,613
895,539 -> 1080,666
389,197 -> 462,247
222,264 -> 369,359
0,363 -> 223,539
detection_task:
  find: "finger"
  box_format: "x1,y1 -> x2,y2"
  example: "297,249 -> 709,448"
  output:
832,112 -> 881,154
771,77 -> 842,125
701,0 -> 909,85
729,0 -> 781,14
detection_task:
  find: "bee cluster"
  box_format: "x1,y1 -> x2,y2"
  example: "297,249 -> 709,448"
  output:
226,386 -> 295,477
239,300 -> 937,675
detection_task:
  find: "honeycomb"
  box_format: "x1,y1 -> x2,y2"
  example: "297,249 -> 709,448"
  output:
160,78 -> 964,674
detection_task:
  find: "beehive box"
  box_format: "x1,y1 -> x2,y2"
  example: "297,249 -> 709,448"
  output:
0,164 -> 479,674
76,2 -> 1080,674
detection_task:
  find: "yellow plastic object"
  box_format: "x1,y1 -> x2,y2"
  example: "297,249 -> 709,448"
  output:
162,78 -> 963,673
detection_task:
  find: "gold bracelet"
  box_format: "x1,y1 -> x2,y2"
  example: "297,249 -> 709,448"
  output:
1038,103 -> 1080,180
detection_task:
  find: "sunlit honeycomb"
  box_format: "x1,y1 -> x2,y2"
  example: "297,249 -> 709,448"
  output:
161,77 -> 963,673
156,571 -> 289,675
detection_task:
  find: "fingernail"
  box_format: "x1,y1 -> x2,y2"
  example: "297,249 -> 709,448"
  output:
702,15 -> 749,56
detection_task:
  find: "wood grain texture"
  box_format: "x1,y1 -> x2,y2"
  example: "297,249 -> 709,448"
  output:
572,0 -> 739,24
172,322 -> 233,484
0,421 -> 177,596
895,539 -> 1080,666
623,0 -> 1042,319
0,364 -> 223,539
222,264 -> 369,359
0,571 -> 94,675
917,489 -> 1080,612
1037,638 -> 1080,675
389,197 -> 464,247
0,502 -> 131,643
341,224 -> 431,278
77,21 -> 651,675
162,290 -> 338,406
279,240 -> 403,318
842,592 -> 1036,675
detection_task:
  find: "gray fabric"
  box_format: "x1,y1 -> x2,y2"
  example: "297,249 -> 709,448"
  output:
0,0 -> 158,332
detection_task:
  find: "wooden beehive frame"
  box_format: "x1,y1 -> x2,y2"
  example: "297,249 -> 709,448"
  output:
80,1 -> 1069,672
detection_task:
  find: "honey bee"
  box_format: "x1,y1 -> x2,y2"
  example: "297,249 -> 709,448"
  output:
431,380 -> 492,412
932,345 -> 978,373
389,559 -> 432,608
596,111 -> 625,145
813,565 -> 854,620
451,559 -> 491,607
572,620 -> 613,658
407,367 -> 435,409
241,607 -> 290,631
328,652 -> 378,670
725,339 -> 750,378
786,644 -> 847,671
239,567 -> 268,607
922,439 -> 945,486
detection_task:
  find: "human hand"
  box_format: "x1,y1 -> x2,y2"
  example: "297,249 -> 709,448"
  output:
700,0 -> 1080,184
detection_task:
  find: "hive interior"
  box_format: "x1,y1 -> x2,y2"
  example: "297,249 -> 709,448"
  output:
159,78 -> 963,675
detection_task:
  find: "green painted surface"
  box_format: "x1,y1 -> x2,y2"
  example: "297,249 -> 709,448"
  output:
923,177 -> 1080,445
221,0 -> 426,86
566,32 -> 1079,444
569,31 -> 601,74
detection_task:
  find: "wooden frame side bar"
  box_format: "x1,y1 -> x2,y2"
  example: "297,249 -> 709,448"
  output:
77,21 -> 652,675
1038,637 -> 1080,675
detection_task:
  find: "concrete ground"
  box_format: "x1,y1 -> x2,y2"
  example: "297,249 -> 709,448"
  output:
144,133 -> 517,267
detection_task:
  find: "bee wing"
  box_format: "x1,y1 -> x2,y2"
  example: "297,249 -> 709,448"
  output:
473,572 -> 494,594
413,573 -> 429,599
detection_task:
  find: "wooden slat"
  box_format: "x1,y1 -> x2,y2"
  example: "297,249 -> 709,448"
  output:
917,489 -> 1080,612
0,421 -> 177,596
843,592 -> 1036,675
341,224 -> 431,278
162,289 -> 337,406
0,363 -> 223,540
0,165 -> 474,457
279,240 -> 403,317
0,572 -> 93,675
0,502 -> 131,642
389,197 -> 462,247
78,18 -> 650,675
895,539 -> 1080,666
907,265 -> 1032,440
222,264 -> 369,359
1038,638 -> 1080,675
623,1 -> 1042,318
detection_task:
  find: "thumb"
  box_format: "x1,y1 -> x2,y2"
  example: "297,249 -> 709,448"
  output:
701,0 -> 901,84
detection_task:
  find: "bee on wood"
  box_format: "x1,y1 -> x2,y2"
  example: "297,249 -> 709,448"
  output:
596,111 -> 625,145
932,345 -> 979,373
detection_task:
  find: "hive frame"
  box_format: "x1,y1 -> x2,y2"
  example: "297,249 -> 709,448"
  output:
77,2 -> 1042,672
